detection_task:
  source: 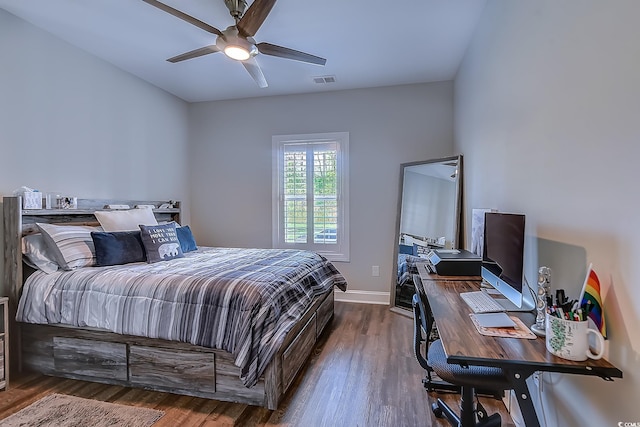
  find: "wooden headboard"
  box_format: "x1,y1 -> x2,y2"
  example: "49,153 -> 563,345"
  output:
2,196 -> 180,315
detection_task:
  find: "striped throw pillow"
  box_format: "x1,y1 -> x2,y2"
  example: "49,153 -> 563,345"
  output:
36,223 -> 101,270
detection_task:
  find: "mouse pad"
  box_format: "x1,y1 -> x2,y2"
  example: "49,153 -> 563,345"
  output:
469,314 -> 537,339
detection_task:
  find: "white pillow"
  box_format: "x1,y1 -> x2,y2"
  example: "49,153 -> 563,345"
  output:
36,223 -> 101,270
22,234 -> 59,274
94,207 -> 158,232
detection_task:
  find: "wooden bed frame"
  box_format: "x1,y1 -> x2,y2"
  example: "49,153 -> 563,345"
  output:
2,196 -> 334,409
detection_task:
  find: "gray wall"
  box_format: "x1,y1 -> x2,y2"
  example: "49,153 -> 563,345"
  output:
188,83 -> 455,301
0,9 -> 190,295
455,1 -> 639,424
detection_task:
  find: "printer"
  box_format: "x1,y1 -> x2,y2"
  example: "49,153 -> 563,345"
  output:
426,249 -> 481,276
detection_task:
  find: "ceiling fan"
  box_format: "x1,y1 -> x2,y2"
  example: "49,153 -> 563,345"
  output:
142,0 -> 327,88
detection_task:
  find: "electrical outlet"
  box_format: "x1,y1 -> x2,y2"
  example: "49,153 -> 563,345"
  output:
372,266 -> 380,277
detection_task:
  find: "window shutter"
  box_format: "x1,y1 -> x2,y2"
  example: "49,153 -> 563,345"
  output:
273,133 -> 349,262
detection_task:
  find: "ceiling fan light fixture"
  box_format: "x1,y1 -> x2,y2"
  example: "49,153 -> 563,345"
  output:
224,45 -> 251,61
217,29 -> 257,61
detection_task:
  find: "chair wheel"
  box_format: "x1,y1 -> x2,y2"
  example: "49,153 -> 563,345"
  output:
431,402 -> 443,418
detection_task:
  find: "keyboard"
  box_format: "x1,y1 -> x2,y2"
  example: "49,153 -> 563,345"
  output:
460,291 -> 505,313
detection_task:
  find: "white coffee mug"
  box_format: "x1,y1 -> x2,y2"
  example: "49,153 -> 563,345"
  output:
545,313 -> 605,361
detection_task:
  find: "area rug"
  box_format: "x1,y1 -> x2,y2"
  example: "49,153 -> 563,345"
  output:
0,394 -> 164,427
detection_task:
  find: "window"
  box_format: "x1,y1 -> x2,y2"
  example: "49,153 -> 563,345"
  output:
272,132 -> 349,261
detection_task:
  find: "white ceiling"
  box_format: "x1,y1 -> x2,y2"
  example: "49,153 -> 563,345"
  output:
0,0 -> 486,103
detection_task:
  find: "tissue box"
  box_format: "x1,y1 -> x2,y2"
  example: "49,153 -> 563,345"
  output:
22,192 -> 43,209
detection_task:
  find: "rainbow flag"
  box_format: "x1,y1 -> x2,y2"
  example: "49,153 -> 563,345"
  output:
579,264 -> 607,338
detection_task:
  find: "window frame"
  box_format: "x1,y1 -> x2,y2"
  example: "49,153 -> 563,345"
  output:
272,132 -> 349,262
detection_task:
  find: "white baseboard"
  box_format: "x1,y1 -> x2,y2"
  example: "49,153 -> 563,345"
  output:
334,290 -> 390,305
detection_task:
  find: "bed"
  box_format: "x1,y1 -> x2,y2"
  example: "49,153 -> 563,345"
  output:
2,197 -> 346,409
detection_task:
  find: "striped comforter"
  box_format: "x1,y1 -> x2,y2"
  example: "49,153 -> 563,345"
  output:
17,247 -> 347,387
397,254 -> 423,286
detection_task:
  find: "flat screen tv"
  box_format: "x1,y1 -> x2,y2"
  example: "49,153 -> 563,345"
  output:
481,212 -> 534,311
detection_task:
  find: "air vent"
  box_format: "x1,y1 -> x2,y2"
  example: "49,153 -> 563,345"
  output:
313,75 -> 337,84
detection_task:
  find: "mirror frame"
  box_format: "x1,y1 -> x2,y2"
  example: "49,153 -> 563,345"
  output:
390,154 -> 463,315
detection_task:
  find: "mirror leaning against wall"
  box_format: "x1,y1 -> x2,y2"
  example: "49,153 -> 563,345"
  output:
391,155 -> 463,313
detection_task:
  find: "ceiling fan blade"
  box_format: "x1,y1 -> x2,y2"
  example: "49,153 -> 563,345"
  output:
143,0 -> 223,36
167,45 -> 220,63
242,58 -> 268,88
257,42 -> 326,66
237,0 -> 277,38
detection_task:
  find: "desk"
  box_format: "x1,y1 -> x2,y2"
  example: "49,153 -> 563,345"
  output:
416,274 -> 622,427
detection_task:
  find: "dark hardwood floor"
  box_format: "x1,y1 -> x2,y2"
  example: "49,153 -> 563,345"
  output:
0,302 -> 514,426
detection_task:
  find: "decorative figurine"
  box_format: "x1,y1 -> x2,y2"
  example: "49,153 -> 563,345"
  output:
531,266 -> 551,336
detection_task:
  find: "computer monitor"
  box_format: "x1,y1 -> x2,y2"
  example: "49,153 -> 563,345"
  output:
481,212 -> 534,311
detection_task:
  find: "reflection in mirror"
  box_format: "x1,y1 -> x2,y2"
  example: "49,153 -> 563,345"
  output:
391,155 -> 463,312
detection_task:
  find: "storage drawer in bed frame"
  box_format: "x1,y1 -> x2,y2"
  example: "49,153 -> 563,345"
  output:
19,289 -> 334,409
282,313 -> 317,390
316,291 -> 334,337
53,337 -> 127,381
129,345 -> 217,395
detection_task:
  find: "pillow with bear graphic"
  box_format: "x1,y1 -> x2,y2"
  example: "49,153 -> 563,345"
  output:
139,222 -> 184,263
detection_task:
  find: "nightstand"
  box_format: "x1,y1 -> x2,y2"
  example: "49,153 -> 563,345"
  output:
0,296 -> 8,390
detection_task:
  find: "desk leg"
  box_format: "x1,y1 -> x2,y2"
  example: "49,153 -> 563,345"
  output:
504,369 -> 540,427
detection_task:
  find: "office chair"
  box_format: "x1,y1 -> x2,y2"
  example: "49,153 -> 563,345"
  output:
412,287 -> 459,393
412,293 -> 511,427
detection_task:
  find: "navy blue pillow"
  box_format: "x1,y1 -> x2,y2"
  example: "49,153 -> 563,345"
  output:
177,225 -> 197,253
91,231 -> 146,266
